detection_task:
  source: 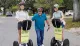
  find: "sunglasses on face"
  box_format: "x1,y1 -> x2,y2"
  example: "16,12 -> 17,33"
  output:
38,11 -> 42,12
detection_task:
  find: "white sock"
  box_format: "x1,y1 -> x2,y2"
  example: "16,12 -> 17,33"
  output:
26,44 -> 28,46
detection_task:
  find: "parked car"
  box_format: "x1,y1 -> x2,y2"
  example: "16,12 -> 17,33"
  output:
65,10 -> 73,16
0,12 -> 3,16
6,11 -> 12,17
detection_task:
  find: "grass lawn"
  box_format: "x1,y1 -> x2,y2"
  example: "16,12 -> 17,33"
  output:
65,18 -> 80,29
0,15 -> 7,17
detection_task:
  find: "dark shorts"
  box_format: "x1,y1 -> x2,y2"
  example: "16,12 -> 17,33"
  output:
18,21 -> 23,30
18,20 -> 32,30
52,19 -> 62,28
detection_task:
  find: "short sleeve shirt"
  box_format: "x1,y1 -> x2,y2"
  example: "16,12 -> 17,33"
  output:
32,13 -> 47,30
52,10 -> 63,19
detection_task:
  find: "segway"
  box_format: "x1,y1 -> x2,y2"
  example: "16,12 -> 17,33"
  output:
50,19 -> 69,46
13,20 -> 33,46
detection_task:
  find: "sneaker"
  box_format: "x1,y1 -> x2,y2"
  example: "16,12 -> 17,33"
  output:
61,42 -> 63,46
19,44 -> 22,46
41,44 -> 44,46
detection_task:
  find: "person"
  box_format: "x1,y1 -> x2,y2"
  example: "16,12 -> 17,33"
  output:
51,4 -> 66,46
52,4 -> 66,28
32,7 -> 50,46
15,2 -> 30,46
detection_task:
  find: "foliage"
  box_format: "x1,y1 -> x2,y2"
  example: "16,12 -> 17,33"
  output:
63,0 -> 73,10
34,0 -> 63,9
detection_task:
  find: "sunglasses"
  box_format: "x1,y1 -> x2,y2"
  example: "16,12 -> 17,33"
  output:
38,11 -> 42,12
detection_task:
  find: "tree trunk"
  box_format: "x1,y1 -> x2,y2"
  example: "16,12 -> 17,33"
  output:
50,6 -> 53,18
73,0 -> 80,21
49,0 -> 53,19
3,7 -> 6,15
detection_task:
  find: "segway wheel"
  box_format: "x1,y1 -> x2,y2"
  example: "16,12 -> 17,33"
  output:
27,39 -> 33,46
56,40 -> 61,46
23,43 -> 26,46
63,39 -> 69,46
50,37 -> 57,46
13,41 -> 19,46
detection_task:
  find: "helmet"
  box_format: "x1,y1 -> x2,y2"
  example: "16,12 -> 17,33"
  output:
18,2 -> 25,6
54,4 -> 59,8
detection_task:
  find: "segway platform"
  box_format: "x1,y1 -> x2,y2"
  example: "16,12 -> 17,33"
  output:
51,19 -> 69,46
54,26 -> 62,41
13,20 -> 33,46
21,30 -> 29,43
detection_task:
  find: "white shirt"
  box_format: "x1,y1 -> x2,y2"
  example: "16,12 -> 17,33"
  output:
15,10 -> 30,20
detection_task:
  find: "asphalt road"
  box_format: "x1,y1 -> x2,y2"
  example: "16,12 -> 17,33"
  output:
0,17 -> 80,46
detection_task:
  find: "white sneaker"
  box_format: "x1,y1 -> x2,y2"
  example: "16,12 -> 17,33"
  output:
41,44 -> 44,46
19,44 -> 22,46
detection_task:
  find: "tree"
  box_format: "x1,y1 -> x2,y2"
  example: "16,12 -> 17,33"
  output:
34,0 -> 63,9
0,0 -> 20,15
73,0 -> 80,21
25,0 -> 35,8
34,0 -> 63,17
63,0 -> 73,10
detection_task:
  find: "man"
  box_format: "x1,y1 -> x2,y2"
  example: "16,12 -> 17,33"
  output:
32,7 -> 50,46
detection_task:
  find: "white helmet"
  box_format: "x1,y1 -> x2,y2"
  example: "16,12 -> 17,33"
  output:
54,4 -> 59,8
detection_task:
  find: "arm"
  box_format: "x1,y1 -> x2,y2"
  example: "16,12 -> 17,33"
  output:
46,19 -> 50,31
32,14 -> 36,21
45,14 -> 50,31
46,20 -> 50,26
60,11 -> 66,25
45,14 -> 50,26
60,11 -> 64,20
51,13 -> 54,19
15,11 -> 23,21
15,11 -> 19,21
26,12 -> 30,20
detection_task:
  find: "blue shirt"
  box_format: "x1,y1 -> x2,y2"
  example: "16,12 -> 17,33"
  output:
32,13 -> 47,31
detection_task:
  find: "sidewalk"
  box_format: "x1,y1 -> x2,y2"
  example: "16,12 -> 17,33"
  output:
65,28 -> 80,35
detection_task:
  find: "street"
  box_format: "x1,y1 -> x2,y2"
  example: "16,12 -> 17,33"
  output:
0,17 -> 80,46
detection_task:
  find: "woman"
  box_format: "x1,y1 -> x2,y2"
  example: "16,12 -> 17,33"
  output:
51,4 -> 66,46
15,2 -> 30,46
52,4 -> 66,28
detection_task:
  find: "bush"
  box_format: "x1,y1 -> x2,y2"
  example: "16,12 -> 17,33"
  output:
11,5 -> 18,12
28,11 -> 33,16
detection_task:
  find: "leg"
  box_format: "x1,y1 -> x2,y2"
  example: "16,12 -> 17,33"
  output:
18,22 -> 22,44
62,20 -> 66,28
40,30 -> 44,45
62,22 -> 65,28
18,29 -> 21,44
36,30 -> 41,46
